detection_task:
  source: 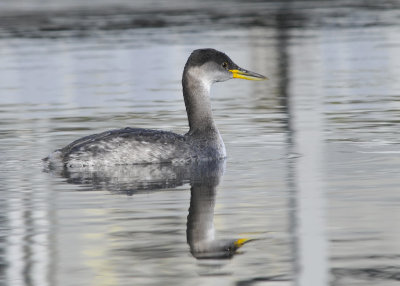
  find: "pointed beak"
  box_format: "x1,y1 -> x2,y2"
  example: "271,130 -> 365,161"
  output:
233,238 -> 253,248
229,68 -> 268,81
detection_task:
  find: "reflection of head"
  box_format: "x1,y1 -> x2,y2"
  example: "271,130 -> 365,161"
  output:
188,237 -> 252,259
186,160 -> 251,259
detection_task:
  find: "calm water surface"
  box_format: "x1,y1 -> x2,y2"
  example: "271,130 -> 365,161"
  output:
1,1 -> 400,286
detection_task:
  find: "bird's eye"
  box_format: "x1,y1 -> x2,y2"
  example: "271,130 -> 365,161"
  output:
222,62 -> 228,69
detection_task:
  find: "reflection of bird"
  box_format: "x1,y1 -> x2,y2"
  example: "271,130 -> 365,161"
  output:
44,49 -> 267,168
47,149 -> 252,258
186,160 -> 251,259
53,159 -> 221,194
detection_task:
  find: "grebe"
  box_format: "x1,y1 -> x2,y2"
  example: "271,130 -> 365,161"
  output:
45,48 -> 267,167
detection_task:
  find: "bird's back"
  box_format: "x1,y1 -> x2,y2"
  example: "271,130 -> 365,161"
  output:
45,127 -> 193,167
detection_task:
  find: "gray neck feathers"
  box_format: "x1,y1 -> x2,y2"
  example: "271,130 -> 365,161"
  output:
182,66 -> 217,135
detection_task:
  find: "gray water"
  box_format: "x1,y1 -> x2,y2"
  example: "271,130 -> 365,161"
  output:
1,1 -> 400,285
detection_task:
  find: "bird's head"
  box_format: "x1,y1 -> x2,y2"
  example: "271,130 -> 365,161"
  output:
184,48 -> 268,84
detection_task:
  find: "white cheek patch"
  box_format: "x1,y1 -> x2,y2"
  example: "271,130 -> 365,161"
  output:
187,66 -> 213,93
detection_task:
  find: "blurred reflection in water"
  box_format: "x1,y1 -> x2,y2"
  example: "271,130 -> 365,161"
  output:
186,160 -> 252,260
47,159 -> 253,259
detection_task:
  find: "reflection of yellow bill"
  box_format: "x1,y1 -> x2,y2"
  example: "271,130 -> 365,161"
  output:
234,238 -> 252,248
229,69 -> 268,81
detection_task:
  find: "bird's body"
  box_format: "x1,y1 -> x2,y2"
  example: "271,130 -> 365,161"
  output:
48,127 -> 225,167
45,48 -> 266,167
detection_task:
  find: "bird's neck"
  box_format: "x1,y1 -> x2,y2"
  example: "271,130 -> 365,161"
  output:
182,69 -> 217,136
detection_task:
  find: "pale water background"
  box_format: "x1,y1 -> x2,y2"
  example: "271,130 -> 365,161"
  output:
1,1 -> 400,285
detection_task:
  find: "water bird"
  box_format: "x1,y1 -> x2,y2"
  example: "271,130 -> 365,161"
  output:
45,48 -> 267,167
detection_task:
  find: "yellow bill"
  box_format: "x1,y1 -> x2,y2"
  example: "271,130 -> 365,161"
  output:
229,69 -> 268,81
